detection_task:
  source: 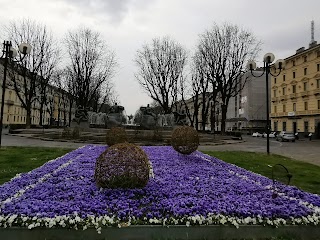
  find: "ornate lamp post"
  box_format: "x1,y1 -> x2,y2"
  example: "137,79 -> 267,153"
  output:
247,53 -> 285,154
0,41 -> 32,148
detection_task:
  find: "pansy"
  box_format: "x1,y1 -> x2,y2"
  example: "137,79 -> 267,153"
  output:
0,145 -> 319,233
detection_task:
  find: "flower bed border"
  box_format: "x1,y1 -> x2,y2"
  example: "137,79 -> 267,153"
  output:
0,225 -> 319,240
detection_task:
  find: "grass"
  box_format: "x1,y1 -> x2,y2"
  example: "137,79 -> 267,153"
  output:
203,151 -> 320,195
0,146 -> 73,185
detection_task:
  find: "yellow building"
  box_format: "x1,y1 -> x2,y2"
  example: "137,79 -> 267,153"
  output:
271,42 -> 320,138
0,62 -> 74,127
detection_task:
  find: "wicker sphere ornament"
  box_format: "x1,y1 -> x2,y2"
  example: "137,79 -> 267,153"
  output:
94,143 -> 150,189
106,127 -> 128,146
171,126 -> 199,154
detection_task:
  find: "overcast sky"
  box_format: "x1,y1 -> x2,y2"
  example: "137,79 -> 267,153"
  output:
1,0 -> 320,115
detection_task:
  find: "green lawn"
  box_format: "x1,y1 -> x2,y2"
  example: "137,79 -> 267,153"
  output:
203,151 -> 320,195
0,147 -> 73,184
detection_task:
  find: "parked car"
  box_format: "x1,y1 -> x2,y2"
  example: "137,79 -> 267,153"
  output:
252,132 -> 262,137
276,131 -> 295,142
262,132 -> 276,138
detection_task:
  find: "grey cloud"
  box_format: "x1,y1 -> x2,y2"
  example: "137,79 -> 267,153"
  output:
61,0 -> 154,23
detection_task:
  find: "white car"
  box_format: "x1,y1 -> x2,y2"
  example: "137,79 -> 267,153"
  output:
263,132 -> 276,138
252,132 -> 262,137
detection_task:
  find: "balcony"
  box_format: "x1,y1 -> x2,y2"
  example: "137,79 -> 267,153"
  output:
5,100 -> 14,105
300,91 -> 309,97
289,93 -> 297,99
270,112 -> 286,117
313,89 -> 320,95
279,95 -> 287,101
310,109 -> 320,114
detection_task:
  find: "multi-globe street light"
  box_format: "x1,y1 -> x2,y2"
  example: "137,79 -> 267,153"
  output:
247,53 -> 285,154
0,41 -> 32,148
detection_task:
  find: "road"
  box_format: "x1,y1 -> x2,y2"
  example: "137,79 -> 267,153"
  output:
199,135 -> 320,166
1,130 -> 320,166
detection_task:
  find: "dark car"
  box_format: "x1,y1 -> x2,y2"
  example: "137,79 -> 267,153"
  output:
276,131 -> 295,142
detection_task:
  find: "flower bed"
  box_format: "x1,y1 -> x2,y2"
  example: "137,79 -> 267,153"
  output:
0,145 -> 319,234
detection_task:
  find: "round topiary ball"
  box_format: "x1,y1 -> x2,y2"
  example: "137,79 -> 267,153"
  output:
106,127 -> 128,146
171,126 -> 199,154
94,143 -> 150,189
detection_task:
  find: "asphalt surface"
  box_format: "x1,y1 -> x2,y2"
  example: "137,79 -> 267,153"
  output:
1,129 -> 320,166
199,135 -> 320,166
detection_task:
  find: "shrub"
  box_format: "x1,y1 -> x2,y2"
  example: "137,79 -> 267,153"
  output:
152,128 -> 163,141
94,143 -> 150,189
171,126 -> 199,155
72,127 -> 80,139
61,128 -> 71,138
106,127 -> 128,146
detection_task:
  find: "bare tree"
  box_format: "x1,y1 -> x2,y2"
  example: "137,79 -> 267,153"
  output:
5,19 -> 59,128
135,36 -> 187,114
64,27 -> 117,110
197,23 -> 261,133
193,51 -> 214,131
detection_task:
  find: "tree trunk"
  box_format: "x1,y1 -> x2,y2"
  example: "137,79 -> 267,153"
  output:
68,99 -> 73,127
26,108 -> 32,129
220,104 -> 228,134
39,102 -> 44,126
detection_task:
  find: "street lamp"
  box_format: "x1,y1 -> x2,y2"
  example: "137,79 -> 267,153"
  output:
0,41 -> 32,148
247,53 -> 285,154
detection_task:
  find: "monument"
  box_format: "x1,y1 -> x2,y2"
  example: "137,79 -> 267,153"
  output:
106,103 -> 127,128
71,105 -> 89,128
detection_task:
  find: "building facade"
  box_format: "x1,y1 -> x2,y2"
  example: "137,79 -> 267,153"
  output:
226,70 -> 269,133
0,63 -> 75,127
270,42 -> 320,138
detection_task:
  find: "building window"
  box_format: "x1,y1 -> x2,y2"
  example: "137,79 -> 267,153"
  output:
317,79 -> 320,88
283,75 -> 286,81
304,56 -> 307,62
304,68 -> 307,75
274,106 -> 277,113
292,85 -> 296,93
283,104 -> 286,112
292,60 -> 295,66
293,72 -> 296,78
273,89 -> 277,97
13,116 -> 15,122
318,100 -> 320,109
317,63 -> 320,72
282,87 -> 286,95
303,82 -> 308,91
293,103 -> 296,111
304,102 -> 308,110
274,78 -> 277,84
283,122 -> 287,131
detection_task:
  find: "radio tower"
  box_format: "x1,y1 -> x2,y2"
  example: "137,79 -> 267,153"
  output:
309,20 -> 317,47
311,20 -> 315,43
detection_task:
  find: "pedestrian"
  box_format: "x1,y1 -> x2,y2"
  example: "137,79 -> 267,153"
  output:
308,133 -> 312,141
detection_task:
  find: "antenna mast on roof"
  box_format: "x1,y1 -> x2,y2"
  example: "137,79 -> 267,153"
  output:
309,20 -> 317,48
311,20 -> 315,43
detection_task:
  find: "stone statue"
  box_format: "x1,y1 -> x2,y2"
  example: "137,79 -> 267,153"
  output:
74,105 -> 88,124
172,111 -> 187,125
139,104 -> 158,129
106,103 -> 126,127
